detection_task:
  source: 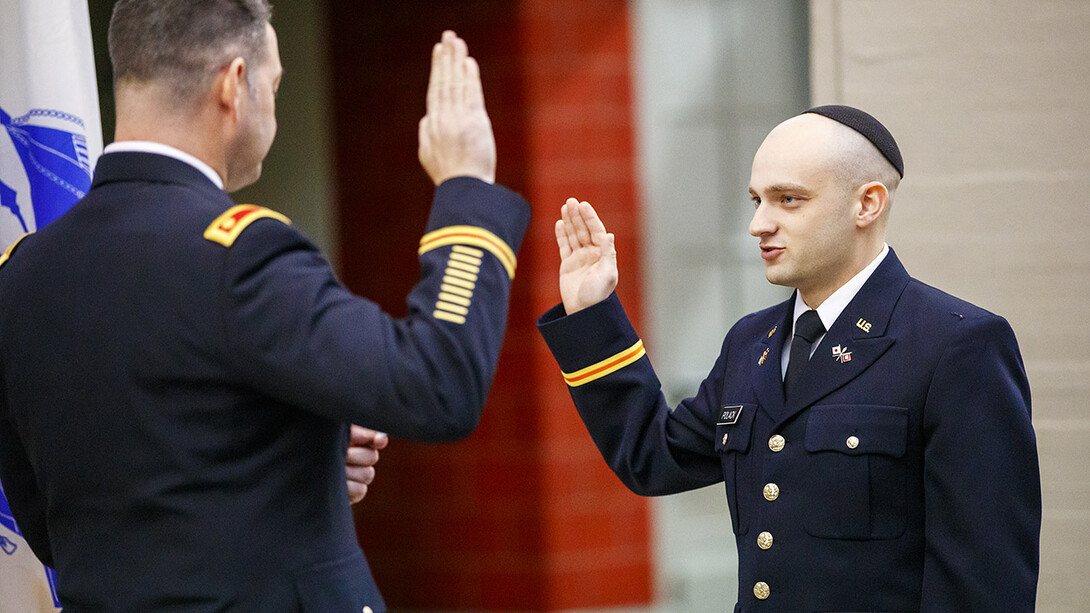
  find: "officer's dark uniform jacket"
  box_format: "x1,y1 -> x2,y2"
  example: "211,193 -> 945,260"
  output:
0,152 -> 530,612
537,250 -> 1041,612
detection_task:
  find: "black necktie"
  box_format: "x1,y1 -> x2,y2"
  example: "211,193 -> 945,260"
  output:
784,309 -> 825,401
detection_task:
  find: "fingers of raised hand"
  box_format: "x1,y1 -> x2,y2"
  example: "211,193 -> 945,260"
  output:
439,32 -> 456,108
565,199 -> 608,251
450,34 -> 468,107
561,199 -> 583,252
464,56 -> 485,112
580,201 -> 610,241
427,41 -> 443,112
429,32 -> 469,110
555,218 -> 573,259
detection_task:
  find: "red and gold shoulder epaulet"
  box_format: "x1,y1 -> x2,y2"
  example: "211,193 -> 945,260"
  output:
0,233 -> 30,269
203,204 -> 290,247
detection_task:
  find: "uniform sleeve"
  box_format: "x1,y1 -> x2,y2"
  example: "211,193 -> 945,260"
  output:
0,237 -> 51,566
920,314 -> 1040,609
218,177 -> 530,443
536,292 -> 725,495
0,416 -> 52,567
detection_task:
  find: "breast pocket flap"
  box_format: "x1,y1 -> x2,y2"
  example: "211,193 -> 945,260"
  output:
804,405 -> 908,458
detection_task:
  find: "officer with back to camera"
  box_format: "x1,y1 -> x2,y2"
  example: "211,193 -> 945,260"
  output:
0,1 -> 529,610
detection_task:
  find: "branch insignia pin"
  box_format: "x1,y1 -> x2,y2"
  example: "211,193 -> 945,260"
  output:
832,345 -> 852,363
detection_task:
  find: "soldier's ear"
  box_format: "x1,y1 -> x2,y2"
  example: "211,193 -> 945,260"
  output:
216,57 -> 247,123
855,181 -> 888,229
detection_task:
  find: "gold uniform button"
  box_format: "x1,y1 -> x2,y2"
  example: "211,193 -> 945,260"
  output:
363,608 -> 373,613
754,581 -> 770,600
757,531 -> 774,550
768,434 -> 785,452
722,432 -> 729,446
846,435 -> 860,449
763,482 -> 780,501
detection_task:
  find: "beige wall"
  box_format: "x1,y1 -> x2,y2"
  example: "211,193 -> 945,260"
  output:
811,1 -> 1090,611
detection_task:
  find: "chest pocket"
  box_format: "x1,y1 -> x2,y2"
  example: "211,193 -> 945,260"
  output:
803,405 -> 909,540
714,403 -> 757,535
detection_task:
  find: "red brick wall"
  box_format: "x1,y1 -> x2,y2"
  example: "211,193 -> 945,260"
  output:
325,1 -> 648,609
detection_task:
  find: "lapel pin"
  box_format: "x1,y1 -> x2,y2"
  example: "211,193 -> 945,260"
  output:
856,318 -> 872,333
832,345 -> 852,363
758,347 -> 769,366
767,326 -> 777,338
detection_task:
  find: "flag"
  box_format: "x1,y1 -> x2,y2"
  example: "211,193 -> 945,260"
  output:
0,0 -> 103,609
0,0 -> 102,244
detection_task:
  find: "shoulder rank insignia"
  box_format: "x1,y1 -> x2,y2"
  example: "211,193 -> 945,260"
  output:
0,233 -> 31,269
204,204 -> 290,247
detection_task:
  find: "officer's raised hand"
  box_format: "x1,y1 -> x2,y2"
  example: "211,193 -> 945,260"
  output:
418,30 -> 496,185
555,198 -> 618,315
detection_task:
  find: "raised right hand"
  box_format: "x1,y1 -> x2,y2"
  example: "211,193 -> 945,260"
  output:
555,198 -> 618,315
418,31 -> 496,185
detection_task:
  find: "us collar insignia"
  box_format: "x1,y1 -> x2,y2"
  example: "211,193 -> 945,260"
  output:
758,347 -> 770,366
832,345 -> 852,363
767,326 -> 777,338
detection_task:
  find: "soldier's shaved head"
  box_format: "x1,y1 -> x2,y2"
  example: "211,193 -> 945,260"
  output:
759,113 -> 900,210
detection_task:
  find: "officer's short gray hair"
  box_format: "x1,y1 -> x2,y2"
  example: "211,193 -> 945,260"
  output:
108,0 -> 273,103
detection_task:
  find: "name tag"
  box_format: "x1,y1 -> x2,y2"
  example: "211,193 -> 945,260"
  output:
717,405 -> 743,426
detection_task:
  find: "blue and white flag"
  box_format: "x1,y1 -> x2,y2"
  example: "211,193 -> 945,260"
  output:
0,0 -> 102,609
1,0 -> 102,245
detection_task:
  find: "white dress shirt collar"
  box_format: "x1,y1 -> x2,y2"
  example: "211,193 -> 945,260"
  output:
796,243 -> 890,332
103,141 -> 225,190
782,244 -> 890,376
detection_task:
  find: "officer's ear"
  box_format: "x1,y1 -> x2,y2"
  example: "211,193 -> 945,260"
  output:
216,57 -> 247,125
855,181 -> 888,229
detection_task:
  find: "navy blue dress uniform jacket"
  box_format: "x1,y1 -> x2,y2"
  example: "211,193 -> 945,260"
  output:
0,152 -> 530,612
538,250 -> 1041,612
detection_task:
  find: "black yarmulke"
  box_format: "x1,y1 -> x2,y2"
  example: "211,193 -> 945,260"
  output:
804,105 -> 904,178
